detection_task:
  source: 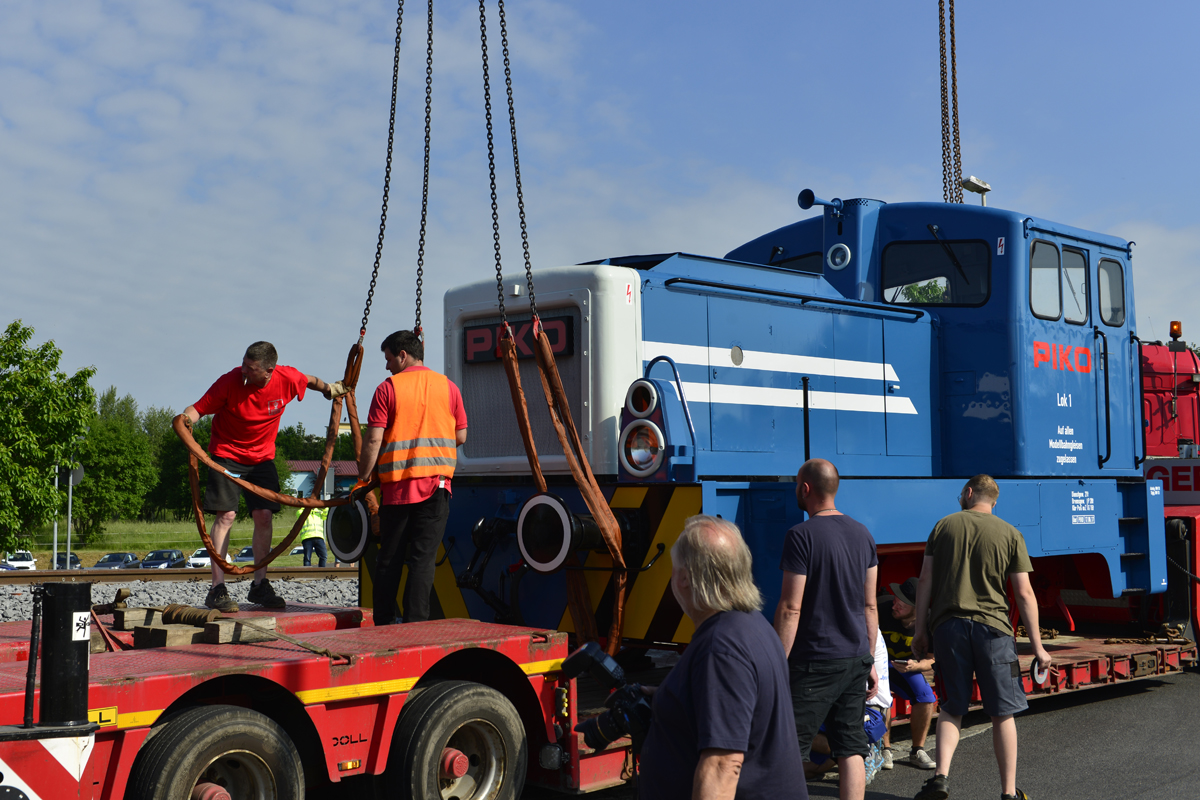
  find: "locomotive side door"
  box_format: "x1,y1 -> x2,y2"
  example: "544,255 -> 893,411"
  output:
1094,253 -> 1136,470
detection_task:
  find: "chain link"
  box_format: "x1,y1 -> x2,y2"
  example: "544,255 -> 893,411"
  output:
937,0 -> 951,203
497,0 -> 537,321
362,0 -> 406,337
949,0 -> 962,203
938,0 -> 963,204
480,0 -> 507,325
413,0 -> 434,339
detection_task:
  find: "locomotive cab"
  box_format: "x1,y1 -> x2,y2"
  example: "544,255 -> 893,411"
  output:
728,197 -> 1142,481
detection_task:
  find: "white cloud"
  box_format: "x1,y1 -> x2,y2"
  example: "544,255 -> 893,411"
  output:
1116,221 -> 1200,345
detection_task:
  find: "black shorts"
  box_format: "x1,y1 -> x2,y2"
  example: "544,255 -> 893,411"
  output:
203,456 -> 280,514
789,654 -> 874,761
933,617 -> 1028,717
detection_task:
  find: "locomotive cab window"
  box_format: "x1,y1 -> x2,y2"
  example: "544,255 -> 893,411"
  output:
1062,248 -> 1089,324
1030,240 -> 1061,320
882,240 -> 990,306
1098,259 -> 1126,326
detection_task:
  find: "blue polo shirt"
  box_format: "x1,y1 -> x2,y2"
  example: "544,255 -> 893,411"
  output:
639,610 -> 807,800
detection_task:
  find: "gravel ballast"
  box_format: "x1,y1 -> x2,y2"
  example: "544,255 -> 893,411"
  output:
0,577 -> 360,622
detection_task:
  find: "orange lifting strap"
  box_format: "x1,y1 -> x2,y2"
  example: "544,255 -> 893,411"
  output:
500,322 -> 628,654
173,342 -> 376,576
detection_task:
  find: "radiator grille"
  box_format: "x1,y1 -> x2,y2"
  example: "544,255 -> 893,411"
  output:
460,309 -> 583,460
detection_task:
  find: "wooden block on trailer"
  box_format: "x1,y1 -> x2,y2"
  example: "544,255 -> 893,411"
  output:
204,617 -> 277,644
133,624 -> 206,649
115,608 -> 161,631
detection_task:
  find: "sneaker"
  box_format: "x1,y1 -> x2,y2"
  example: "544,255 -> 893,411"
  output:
204,583 -> 239,613
909,747 -> 937,770
1001,791 -> 1031,800
881,747 -> 894,770
915,774 -> 949,800
865,741 -> 884,785
246,578 -> 286,609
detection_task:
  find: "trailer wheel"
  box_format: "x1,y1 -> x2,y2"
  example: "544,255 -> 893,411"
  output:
387,680 -> 527,800
126,704 -> 303,800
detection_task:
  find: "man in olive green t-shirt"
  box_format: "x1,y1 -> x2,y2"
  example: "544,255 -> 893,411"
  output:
910,475 -> 1051,800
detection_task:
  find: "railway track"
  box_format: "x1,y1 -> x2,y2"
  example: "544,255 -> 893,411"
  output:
0,566 -> 356,585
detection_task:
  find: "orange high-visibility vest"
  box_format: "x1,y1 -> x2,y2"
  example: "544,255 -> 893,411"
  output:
378,370 -> 458,484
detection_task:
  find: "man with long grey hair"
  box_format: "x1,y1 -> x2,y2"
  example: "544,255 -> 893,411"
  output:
639,515 -> 806,800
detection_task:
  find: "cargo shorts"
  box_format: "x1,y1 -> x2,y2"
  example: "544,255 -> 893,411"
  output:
933,617 -> 1029,717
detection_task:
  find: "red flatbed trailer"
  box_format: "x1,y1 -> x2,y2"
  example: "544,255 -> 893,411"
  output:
0,602 -> 631,800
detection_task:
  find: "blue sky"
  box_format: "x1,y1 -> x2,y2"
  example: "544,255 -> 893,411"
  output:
4,1 -> 1199,433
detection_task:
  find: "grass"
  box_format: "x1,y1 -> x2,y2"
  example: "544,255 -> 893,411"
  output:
20,517 -> 334,571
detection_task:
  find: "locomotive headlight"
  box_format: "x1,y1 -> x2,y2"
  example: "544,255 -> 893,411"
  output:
625,379 -> 659,418
827,243 -> 852,271
618,419 -> 666,477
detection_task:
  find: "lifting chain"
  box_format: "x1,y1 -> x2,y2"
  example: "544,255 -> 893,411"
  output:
1167,552 -> 1200,585
937,0 -> 963,203
1104,623 -> 1193,646
498,0 -> 537,322
413,0 -> 434,341
480,0 -> 509,327
361,0 -> 406,340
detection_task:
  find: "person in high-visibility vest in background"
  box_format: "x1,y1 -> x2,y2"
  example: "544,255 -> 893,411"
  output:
296,503 -> 329,567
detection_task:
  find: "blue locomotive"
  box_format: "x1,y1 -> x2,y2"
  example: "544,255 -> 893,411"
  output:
362,190 -> 1173,644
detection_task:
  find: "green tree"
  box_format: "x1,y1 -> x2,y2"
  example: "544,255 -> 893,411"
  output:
0,321 -> 96,547
901,280 -> 948,304
277,422 -> 361,462
139,405 -> 178,520
147,418 -> 211,520
71,387 -> 158,541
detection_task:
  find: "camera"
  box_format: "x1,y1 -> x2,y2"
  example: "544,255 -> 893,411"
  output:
562,642 -> 653,753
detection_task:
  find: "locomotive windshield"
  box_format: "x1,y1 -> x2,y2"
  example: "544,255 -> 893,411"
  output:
882,239 -> 990,306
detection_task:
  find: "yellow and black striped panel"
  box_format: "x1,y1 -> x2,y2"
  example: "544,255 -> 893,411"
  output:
360,539 -> 470,622
359,485 -> 701,641
558,485 -> 702,645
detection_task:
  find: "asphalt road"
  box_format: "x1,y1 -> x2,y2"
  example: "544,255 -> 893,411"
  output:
526,668 -> 1200,800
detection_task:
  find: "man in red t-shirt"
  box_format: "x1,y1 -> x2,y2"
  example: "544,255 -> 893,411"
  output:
185,341 -> 345,612
358,330 -> 467,624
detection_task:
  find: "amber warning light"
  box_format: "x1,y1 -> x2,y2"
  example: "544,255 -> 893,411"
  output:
1171,321 -> 1183,341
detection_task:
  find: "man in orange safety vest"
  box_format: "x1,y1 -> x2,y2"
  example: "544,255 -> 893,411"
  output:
357,330 -> 468,624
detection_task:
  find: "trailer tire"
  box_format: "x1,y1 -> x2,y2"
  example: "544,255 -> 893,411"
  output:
387,680 -> 527,800
125,704 -> 304,800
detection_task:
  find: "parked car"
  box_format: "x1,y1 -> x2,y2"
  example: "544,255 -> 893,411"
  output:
289,545 -> 305,556
186,548 -> 229,569
4,551 -> 35,570
233,546 -> 256,563
93,552 -> 141,570
140,549 -> 187,569
53,553 -> 82,570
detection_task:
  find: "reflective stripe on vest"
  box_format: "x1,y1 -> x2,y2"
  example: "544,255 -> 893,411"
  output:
378,370 -> 458,484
